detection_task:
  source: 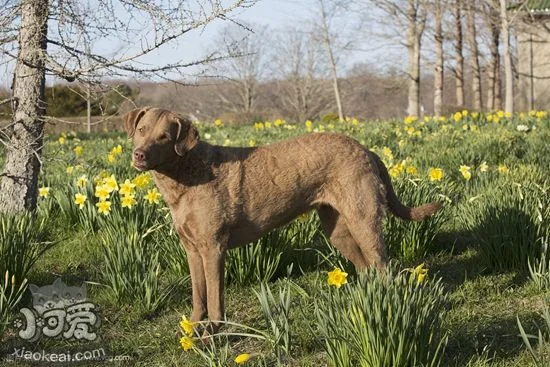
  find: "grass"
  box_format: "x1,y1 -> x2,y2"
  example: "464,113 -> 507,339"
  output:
1,111 -> 550,366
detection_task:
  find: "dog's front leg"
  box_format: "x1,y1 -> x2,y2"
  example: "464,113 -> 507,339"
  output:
186,249 -> 207,323
202,246 -> 226,335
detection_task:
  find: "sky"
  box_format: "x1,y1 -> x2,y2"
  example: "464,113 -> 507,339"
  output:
0,0 -> 404,88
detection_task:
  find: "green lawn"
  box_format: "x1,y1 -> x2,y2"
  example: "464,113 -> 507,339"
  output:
1,111 -> 550,366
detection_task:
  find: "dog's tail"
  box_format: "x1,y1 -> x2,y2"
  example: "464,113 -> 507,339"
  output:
370,152 -> 442,221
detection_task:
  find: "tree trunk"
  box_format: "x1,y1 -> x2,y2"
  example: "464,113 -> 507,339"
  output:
319,0 -> 345,121
500,0 -> 514,113
0,0 -> 49,214
86,85 -> 91,133
486,20 -> 500,111
433,0 -> 444,117
407,0 -> 422,117
466,0 -> 482,110
453,0 -> 465,107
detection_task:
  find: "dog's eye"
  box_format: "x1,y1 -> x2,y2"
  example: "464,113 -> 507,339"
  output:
137,127 -> 144,133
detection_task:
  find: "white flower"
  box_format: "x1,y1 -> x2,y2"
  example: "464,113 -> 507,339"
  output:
516,124 -> 530,132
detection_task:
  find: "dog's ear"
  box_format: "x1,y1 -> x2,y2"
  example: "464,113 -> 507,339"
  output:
174,116 -> 199,156
123,107 -> 151,138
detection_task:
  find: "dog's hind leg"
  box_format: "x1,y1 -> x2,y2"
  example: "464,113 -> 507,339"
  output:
340,202 -> 388,270
317,205 -> 368,270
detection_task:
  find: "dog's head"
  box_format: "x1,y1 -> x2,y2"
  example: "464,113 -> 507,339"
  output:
123,107 -> 199,171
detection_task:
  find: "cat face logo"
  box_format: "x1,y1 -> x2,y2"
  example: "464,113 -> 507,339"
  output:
13,279 -> 100,342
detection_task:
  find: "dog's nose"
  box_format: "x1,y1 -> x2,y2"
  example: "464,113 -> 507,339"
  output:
133,149 -> 146,162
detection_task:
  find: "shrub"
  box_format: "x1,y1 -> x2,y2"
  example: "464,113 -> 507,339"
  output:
384,179 -> 447,262
0,214 -> 54,336
315,263 -> 448,367
458,179 -> 550,272
0,213 -> 55,284
0,271 -> 28,336
255,281 -> 292,362
225,214 -> 322,285
100,220 -> 171,314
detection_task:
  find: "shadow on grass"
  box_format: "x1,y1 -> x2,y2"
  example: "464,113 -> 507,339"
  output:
444,310 -> 542,366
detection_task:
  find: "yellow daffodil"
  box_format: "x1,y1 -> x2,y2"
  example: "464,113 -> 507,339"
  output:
96,200 -> 111,215
235,353 -> 251,364
179,316 -> 195,336
248,139 -> 256,147
102,175 -> 118,192
459,165 -> 471,181
255,122 -> 264,130
404,116 -> 417,125
107,153 -> 116,163
66,166 -> 74,174
265,122 -> 271,129
382,147 -> 394,161
145,188 -> 161,204
214,119 -> 223,127
73,146 -> 83,156
38,187 -> 50,198
77,175 -> 88,188
95,185 -> 110,201
428,168 -> 444,182
305,120 -> 313,132
406,165 -> 418,176
121,194 -> 137,209
112,145 -> 123,155
327,267 -> 348,288
119,179 -> 136,196
453,111 -> 462,122
133,173 -> 151,189
179,336 -> 195,351
58,136 -> 66,145
274,119 -> 285,127
409,263 -> 428,284
74,193 -> 87,209
497,164 -> 509,174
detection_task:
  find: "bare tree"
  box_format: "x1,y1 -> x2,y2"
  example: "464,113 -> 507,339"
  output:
209,24 -> 266,120
405,0 -> 428,116
270,28 -> 329,122
365,0 -> 427,117
452,0 -> 465,107
314,0 -> 347,121
482,0 -> 502,111
465,0 -> 483,110
433,0 -> 445,117
0,0 -> 254,213
499,0 -> 514,113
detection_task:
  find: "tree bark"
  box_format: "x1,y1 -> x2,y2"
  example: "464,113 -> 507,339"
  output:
0,0 -> 49,213
407,0 -> 424,117
466,0 -> 482,110
433,0 -> 444,117
484,2 -> 501,111
452,0 -> 465,107
500,0 -> 514,113
319,0 -> 345,121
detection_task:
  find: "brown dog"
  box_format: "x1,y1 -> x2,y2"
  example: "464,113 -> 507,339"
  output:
124,107 -> 441,331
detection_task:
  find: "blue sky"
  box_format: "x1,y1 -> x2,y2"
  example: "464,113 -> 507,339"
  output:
0,0 -> 403,87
